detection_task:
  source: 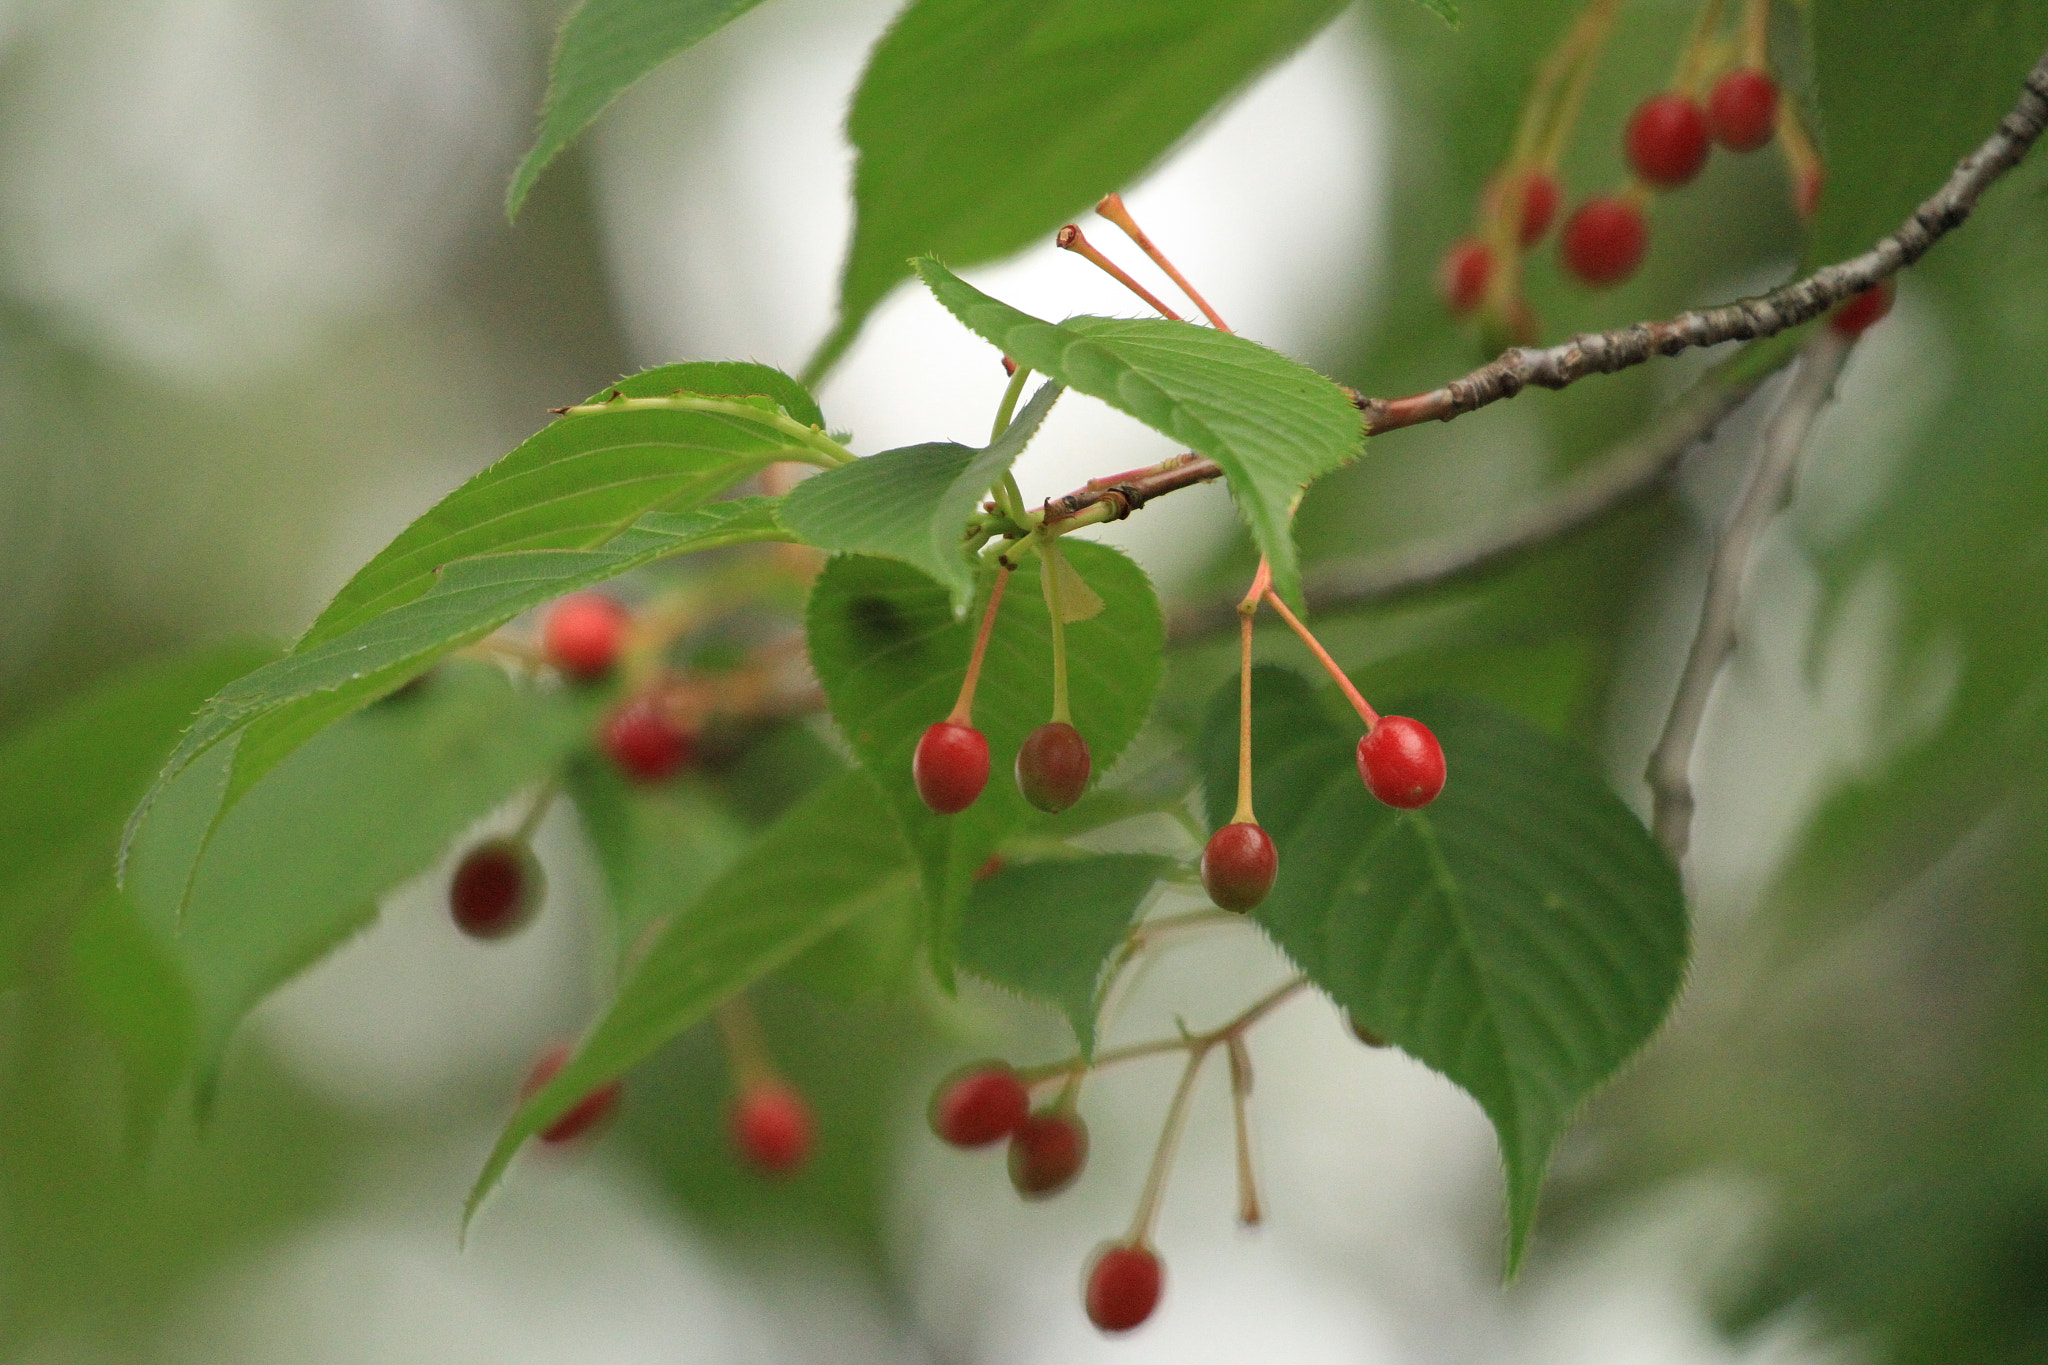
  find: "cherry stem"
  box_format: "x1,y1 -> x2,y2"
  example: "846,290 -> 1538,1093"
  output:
1126,1044 -> 1209,1245
1225,1035 -> 1262,1226
1095,193 -> 1231,332
1739,0 -> 1769,68
714,994 -> 777,1091
1537,0 -> 1624,170
1230,559 -> 1270,824
990,362 -> 1032,443
1019,977 -> 1308,1085
947,564 -> 1012,725
1055,225 -> 1183,321
513,777 -> 559,844
1672,0 -> 1730,94
1040,534 -> 1074,724
1260,587 -> 1380,729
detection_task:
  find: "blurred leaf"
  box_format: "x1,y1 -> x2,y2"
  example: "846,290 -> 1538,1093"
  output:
508,0 -> 773,219
467,768 -> 914,1227
1200,671 -> 1687,1271
64,887 -> 195,1157
811,0 -> 1352,373
781,380 -> 1064,611
804,544 -> 1163,980
916,260 -> 1363,607
958,853 -> 1171,1053
1805,0 -> 2048,267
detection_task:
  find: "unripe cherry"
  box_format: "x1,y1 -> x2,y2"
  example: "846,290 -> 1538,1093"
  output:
1830,281 -> 1894,337
602,694 -> 693,782
1560,198 -> 1648,287
1707,68 -> 1779,152
449,837 -> 543,940
731,1081 -> 813,1176
1438,238 -> 1492,315
1015,721 -> 1090,813
914,720 -> 989,814
1008,1108 -> 1088,1197
929,1062 -> 1031,1147
541,592 -> 630,680
1085,1241 -> 1164,1333
1625,92 -> 1711,188
1357,716 -> 1446,809
1200,821 -> 1278,913
522,1043 -> 623,1145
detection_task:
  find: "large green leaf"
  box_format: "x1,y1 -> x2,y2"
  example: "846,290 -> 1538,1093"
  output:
811,0 -> 1354,374
958,853 -> 1171,1053
465,767 -> 914,1227
780,381 -> 1063,611
1200,670 -> 1687,1271
64,886 -> 196,1156
804,545 -> 1163,979
507,0 -> 776,219
915,261 -> 1363,608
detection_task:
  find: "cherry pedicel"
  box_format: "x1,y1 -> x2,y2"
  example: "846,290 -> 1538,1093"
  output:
914,721 -> 990,814
929,1062 -> 1031,1148
1560,197 -> 1648,287
1009,1108 -> 1089,1197
541,592 -> 630,680
1707,68 -> 1779,152
1085,1241 -> 1164,1334
1015,720 -> 1090,813
1357,716 -> 1447,809
1625,92 -> 1711,189
1830,281 -> 1894,337
731,1081 -> 813,1176
1201,822 -> 1278,913
522,1043 -> 623,1145
1438,238 -> 1493,315
449,838 -> 542,940
603,694 -> 693,782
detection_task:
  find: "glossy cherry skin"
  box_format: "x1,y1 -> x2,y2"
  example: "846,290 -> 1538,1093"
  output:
929,1063 -> 1032,1148
1625,92 -> 1712,188
1707,68 -> 1779,152
1831,281 -> 1895,337
1559,198 -> 1648,287
731,1082 -> 813,1176
1016,721 -> 1091,813
1200,822 -> 1278,913
1008,1109 -> 1088,1197
449,838 -> 543,940
1357,716 -> 1447,808
602,695 -> 693,783
1085,1242 -> 1164,1333
541,592 -> 631,680
522,1043 -> 623,1145
914,721 -> 990,814
1438,238 -> 1492,315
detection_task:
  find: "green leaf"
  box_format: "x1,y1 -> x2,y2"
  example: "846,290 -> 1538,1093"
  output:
507,0 -> 775,219
1200,671 -> 1687,1272
958,853 -> 1171,1053
465,767 -> 915,1228
65,886 -> 196,1157
812,0 -> 1352,374
780,381 -> 1063,611
804,544 -> 1163,980
126,661 -> 592,1098
1414,0 -> 1458,21
914,261 -> 1363,608
1805,1 -> 2048,267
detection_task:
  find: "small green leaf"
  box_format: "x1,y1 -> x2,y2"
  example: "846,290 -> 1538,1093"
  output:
958,853 -> 1171,1053
466,767 -> 915,1229
780,381 -> 1063,611
508,0 -> 775,219
1200,671 -> 1687,1272
804,546 -> 1163,980
914,261 -> 1363,608
813,0 -> 1352,373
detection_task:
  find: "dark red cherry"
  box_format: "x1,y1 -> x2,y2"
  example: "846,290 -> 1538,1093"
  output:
522,1043 -> 623,1145
1357,716 -> 1446,808
1625,92 -> 1711,188
1008,1108 -> 1088,1197
1830,281 -> 1894,337
1438,238 -> 1492,315
1502,170 -> 1560,246
929,1063 -> 1032,1147
1707,68 -> 1779,152
1015,721 -> 1091,813
541,592 -> 630,680
1559,197 -> 1648,287
914,721 -> 989,814
1085,1241 -> 1164,1333
1200,822 -> 1278,913
731,1082 -> 813,1176
449,838 -> 543,940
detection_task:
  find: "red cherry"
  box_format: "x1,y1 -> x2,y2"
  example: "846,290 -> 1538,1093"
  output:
914,721 -> 989,814
1200,821 -> 1278,913
1559,198 -> 1648,287
1085,1241 -> 1164,1333
929,1063 -> 1031,1147
1008,1109 -> 1088,1197
1830,281 -> 1894,337
602,694 -> 693,783
1507,170 -> 1561,246
1357,716 -> 1446,809
1015,721 -> 1091,813
731,1082 -> 813,1176
522,1043 -> 623,1145
1707,68 -> 1779,152
1438,238 -> 1492,315
449,838 -> 542,940
1796,164 -> 1825,220
1625,92 -> 1711,188
541,592 -> 630,680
